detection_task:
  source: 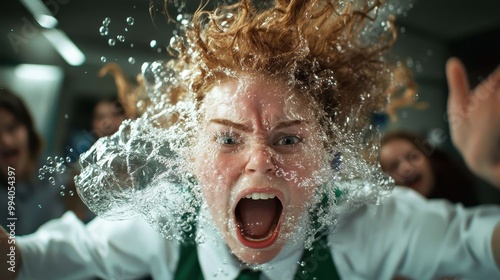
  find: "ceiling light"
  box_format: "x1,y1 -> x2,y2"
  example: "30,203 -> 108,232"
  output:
42,29 -> 86,66
20,0 -> 58,28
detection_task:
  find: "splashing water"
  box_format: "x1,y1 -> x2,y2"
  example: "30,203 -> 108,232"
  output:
75,0 -> 413,253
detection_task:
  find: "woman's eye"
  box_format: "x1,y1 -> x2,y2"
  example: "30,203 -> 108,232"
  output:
219,136 -> 237,145
276,136 -> 301,146
213,133 -> 240,145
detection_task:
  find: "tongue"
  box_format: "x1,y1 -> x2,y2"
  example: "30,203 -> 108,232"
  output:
237,198 -> 277,239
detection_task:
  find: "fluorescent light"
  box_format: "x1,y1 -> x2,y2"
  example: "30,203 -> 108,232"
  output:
15,64 -> 62,81
42,29 -> 86,66
20,0 -> 58,28
35,14 -> 58,29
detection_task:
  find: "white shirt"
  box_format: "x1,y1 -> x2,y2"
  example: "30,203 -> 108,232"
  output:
17,187 -> 500,280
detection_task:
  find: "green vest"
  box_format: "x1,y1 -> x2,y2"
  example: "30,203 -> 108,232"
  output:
173,233 -> 341,280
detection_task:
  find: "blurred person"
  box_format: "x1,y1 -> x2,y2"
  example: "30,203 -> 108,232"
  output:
91,97 -> 126,139
0,88 -> 66,235
379,131 -> 478,207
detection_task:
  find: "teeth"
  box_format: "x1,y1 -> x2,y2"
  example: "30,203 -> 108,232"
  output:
244,193 -> 276,200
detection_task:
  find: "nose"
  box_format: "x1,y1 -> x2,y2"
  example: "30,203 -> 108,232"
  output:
397,158 -> 414,177
245,147 -> 276,174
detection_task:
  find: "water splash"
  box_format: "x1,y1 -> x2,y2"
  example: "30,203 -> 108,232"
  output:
76,0 -> 406,250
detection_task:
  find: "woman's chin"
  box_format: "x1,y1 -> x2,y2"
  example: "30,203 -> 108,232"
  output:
227,237 -> 283,264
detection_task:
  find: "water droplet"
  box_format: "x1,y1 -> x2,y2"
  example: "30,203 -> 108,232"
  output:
150,40 -> 157,48
60,191 -> 65,197
157,47 -> 162,53
66,156 -> 72,163
128,57 -> 136,64
47,156 -> 53,164
400,26 -> 406,33
126,17 -> 135,25
69,148 -> 73,153
108,39 -> 116,46
117,35 -> 125,42
38,204 -> 42,208
49,177 -> 56,185
406,57 -> 414,67
101,56 -> 107,62
124,27 -> 129,32
56,163 -> 66,174
69,190 -> 74,196
64,114 -> 68,119
176,14 -> 183,21
61,185 -> 66,190
130,43 -> 134,48
38,175 -> 44,180
99,26 -> 109,36
305,12 -> 312,19
103,17 -> 111,26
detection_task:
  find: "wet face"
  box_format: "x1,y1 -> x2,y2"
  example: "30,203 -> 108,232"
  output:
380,138 -> 435,197
92,101 -> 125,138
193,75 -> 327,264
0,109 -> 31,179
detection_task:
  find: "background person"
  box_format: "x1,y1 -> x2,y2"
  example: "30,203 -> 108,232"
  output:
380,130 -> 478,206
0,88 -> 65,235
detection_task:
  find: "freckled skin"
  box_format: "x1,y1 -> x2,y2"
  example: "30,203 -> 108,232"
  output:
193,75 -> 327,264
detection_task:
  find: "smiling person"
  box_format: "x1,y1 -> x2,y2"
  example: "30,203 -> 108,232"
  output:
2,0 -> 500,279
0,88 -> 65,235
380,131 -> 478,207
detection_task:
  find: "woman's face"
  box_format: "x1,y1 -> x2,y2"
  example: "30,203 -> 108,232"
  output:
193,75 -> 327,264
380,138 -> 435,197
92,101 -> 125,138
0,108 -> 31,179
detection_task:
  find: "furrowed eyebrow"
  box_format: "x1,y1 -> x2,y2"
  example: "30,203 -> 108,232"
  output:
272,120 -> 307,130
209,119 -> 307,132
209,119 -> 252,132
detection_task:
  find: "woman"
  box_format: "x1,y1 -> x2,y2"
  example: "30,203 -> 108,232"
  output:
380,131 -> 478,206
0,88 -> 65,235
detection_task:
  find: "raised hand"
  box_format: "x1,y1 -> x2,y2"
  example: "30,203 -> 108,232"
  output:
446,57 -> 500,187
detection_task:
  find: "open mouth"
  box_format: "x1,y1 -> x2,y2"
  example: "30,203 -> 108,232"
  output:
1,149 -> 20,164
234,192 -> 283,249
405,174 -> 422,188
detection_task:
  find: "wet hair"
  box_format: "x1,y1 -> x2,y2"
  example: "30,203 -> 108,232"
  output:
381,131 -> 478,207
0,87 -> 43,168
141,0 -> 412,143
